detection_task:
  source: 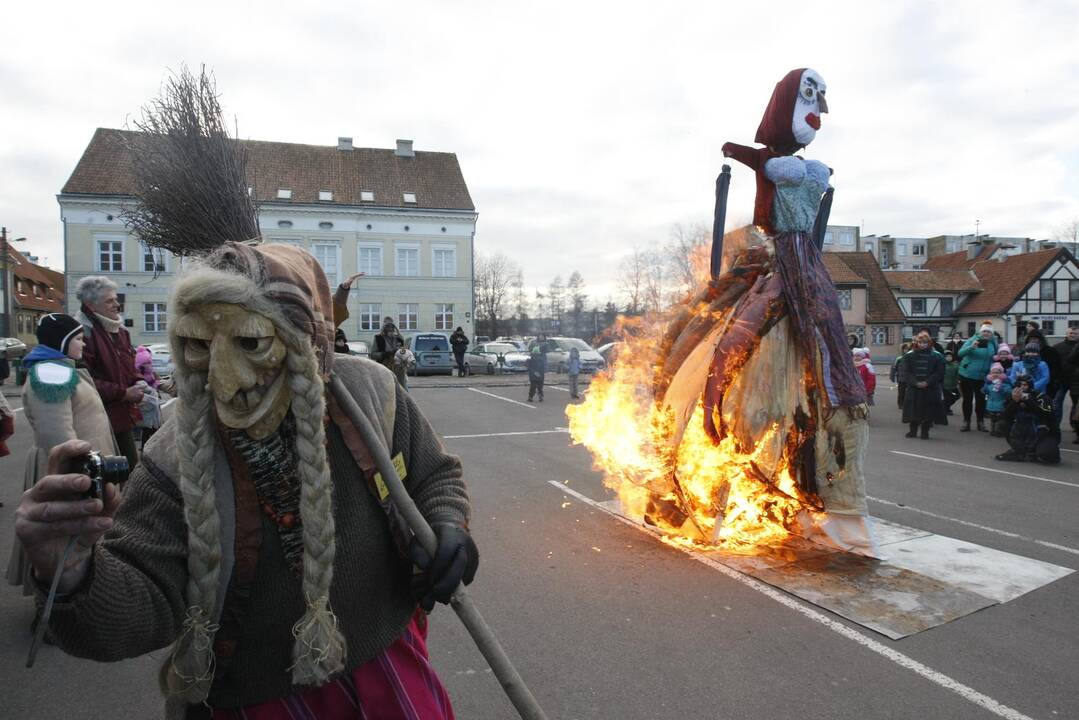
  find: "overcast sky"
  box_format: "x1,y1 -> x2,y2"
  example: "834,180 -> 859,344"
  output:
2,0 -> 1077,304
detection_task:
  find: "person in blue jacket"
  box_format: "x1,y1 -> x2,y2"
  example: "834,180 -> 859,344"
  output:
1008,343 -> 1050,394
956,323 -> 998,432
983,362 -> 1014,436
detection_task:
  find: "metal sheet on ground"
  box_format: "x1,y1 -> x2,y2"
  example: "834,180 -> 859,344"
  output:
598,499 -> 1073,640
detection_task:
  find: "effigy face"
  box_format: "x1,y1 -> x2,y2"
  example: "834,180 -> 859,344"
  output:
791,69 -> 827,147
174,302 -> 291,439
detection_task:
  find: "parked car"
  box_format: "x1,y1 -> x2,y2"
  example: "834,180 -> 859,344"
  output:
406,332 -> 455,376
346,340 -> 370,356
474,335 -> 491,345
0,337 -> 29,359
147,344 -> 175,378
470,342 -> 530,374
494,336 -> 528,351
534,337 -> 605,373
596,341 -> 623,365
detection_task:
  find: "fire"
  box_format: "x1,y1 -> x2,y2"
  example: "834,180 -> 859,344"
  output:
567,308 -> 816,552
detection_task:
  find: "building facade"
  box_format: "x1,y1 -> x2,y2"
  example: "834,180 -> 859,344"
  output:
3,244 -> 64,345
883,270 -> 982,341
822,252 -> 906,362
58,130 -> 478,347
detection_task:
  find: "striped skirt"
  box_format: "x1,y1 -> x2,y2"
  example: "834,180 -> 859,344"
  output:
212,613 -> 454,720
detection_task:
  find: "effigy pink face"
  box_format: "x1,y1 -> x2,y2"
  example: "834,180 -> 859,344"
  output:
174,303 -> 291,439
792,69 -> 828,147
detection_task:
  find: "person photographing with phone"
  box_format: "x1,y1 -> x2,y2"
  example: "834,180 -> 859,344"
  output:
956,323 -> 998,432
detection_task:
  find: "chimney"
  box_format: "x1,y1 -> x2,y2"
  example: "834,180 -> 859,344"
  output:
395,139 -> 414,157
966,239 -> 982,260
337,137 -> 353,151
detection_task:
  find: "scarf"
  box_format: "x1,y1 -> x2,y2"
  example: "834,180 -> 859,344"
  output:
95,312 -> 124,333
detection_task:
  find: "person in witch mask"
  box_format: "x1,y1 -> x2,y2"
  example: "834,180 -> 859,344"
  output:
14,69 -> 476,719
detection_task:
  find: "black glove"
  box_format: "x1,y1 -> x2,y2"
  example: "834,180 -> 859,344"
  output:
410,523 -> 479,611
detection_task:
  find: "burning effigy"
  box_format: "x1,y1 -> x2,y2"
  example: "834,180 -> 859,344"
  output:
568,68 -> 878,557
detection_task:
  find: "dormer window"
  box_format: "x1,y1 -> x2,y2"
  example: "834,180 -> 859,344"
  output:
319,190 -> 333,202
360,191 -> 375,202
277,188 -> 292,200
402,192 -> 417,204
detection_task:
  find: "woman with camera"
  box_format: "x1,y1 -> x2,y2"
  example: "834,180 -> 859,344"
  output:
6,313 -> 119,601
956,322 -> 999,432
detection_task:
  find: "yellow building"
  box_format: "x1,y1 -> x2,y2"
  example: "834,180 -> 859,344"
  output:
59,130 -> 478,347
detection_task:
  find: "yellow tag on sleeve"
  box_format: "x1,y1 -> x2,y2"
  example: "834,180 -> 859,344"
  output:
372,453 -> 406,502
392,452 -> 407,480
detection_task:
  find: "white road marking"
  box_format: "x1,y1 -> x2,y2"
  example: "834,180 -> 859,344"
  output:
868,495 -> 1079,558
549,481 -> 1037,720
891,450 -> 1079,489
444,429 -> 569,439
1061,448 -> 1079,455
467,387 -> 536,409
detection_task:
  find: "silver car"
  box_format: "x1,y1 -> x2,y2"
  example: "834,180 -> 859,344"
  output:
472,342 -> 530,373
535,337 -> 605,374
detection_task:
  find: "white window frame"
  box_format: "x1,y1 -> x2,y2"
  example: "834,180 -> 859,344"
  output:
912,245 -> 926,256
911,297 -> 927,315
431,244 -> 456,278
824,232 -> 833,245
141,243 -> 170,273
360,190 -> 375,202
871,326 -> 890,345
358,303 -> 381,332
398,303 -> 418,331
836,288 -> 853,310
96,235 -> 125,272
434,303 -> 454,330
277,188 -> 292,199
898,243 -> 907,256
311,241 -> 341,286
395,243 -> 421,277
144,302 -> 167,333
318,190 -> 333,202
357,242 -> 384,276
402,192 -> 417,204
840,232 -> 854,246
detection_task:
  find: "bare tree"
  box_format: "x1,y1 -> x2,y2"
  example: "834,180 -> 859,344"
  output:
666,222 -> 710,289
1053,218 -> 1079,245
474,252 -> 521,340
548,275 -> 565,332
617,247 -> 646,315
566,271 -> 587,336
642,248 -> 669,312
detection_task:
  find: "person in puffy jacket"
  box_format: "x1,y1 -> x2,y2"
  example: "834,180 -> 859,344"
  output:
983,362 -> 1013,436
995,376 -> 1059,464
853,348 -> 876,405
956,323 -> 998,432
1008,343 -> 1050,394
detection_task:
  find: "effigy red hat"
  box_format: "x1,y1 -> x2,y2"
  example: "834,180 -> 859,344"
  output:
755,68 -> 807,152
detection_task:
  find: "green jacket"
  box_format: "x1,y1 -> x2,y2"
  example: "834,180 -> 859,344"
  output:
943,361 -> 960,391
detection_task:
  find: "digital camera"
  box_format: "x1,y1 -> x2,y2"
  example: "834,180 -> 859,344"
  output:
78,451 -> 129,501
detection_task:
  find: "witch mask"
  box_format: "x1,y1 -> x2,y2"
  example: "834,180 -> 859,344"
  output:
174,302 -> 291,439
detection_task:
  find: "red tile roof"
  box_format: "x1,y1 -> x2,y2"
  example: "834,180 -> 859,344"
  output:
7,245 -> 64,313
823,253 -> 867,284
61,128 -> 475,211
825,252 -> 907,323
922,243 -> 999,270
885,270 -> 982,292
955,248 -> 1069,315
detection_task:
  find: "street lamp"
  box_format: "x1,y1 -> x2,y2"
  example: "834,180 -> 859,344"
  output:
1,227 -> 29,338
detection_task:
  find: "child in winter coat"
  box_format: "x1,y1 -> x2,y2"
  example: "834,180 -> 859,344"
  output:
995,377 -> 1059,464
134,345 -> 161,389
942,351 -> 960,414
983,362 -> 1013,436
1008,343 -> 1050,393
853,348 -> 876,405
567,347 -> 582,399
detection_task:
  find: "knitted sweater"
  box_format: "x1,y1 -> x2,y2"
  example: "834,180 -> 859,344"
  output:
41,358 -> 468,714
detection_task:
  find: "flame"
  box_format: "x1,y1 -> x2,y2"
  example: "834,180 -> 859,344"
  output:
568,308 -> 815,553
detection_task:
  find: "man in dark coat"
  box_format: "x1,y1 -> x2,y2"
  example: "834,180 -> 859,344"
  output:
996,377 -> 1060,464
75,276 -> 143,469
899,333 -> 947,439
449,326 -> 469,377
1051,326 -> 1078,434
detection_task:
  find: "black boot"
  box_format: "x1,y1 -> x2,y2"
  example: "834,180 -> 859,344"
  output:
905,423 -> 918,438
960,420 -> 971,432
976,419 -> 988,432
920,424 -> 930,439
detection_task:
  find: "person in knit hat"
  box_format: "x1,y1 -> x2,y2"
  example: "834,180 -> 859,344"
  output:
15,71 -> 476,719
994,343 -> 1015,373
956,322 -> 998,431
983,362 -> 1013,436
7,313 -> 119,606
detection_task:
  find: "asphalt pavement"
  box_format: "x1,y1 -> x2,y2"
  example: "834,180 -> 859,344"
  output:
1,375 -> 1076,719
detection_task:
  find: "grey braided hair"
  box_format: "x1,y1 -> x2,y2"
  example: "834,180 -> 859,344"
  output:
163,242 -> 344,704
